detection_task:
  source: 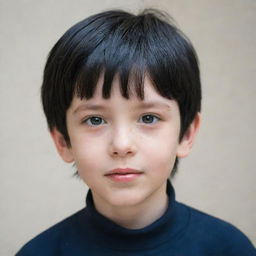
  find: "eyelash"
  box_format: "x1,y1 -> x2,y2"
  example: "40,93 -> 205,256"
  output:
82,114 -> 161,127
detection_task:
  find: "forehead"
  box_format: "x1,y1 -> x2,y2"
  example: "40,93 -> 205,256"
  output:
70,75 -> 176,111
68,75 -> 179,119
97,75 -> 158,99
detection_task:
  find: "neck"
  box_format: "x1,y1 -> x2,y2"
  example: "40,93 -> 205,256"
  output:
92,183 -> 169,229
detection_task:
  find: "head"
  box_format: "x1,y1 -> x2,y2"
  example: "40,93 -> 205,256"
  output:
41,9 -> 201,179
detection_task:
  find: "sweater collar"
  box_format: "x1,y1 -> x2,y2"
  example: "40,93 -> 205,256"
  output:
84,180 -> 188,251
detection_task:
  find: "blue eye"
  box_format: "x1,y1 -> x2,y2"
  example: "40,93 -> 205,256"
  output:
84,117 -> 105,126
139,114 -> 160,124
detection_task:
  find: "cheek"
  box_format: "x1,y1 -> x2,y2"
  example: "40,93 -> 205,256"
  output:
71,136 -> 106,171
145,145 -> 177,167
72,131 -> 105,152
142,130 -> 179,168
144,125 -> 179,150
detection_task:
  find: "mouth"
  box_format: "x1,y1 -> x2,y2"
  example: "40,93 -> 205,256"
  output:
105,168 -> 143,182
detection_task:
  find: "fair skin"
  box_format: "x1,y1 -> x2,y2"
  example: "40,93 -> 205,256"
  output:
51,75 -> 200,229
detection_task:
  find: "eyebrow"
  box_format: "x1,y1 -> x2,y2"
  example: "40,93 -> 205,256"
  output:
136,102 -> 171,110
73,101 -> 171,114
74,104 -> 105,113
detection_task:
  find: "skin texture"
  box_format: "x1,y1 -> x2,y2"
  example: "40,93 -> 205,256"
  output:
51,75 -> 200,229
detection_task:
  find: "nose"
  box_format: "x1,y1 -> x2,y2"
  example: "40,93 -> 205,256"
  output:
109,125 -> 137,158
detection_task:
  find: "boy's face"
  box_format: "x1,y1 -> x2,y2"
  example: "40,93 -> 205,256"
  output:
52,75 -> 199,209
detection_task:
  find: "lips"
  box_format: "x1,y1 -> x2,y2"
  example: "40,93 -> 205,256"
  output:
105,168 -> 143,176
105,168 -> 143,182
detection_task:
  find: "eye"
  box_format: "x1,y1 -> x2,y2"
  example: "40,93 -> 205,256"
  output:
139,114 -> 160,124
83,116 -> 106,126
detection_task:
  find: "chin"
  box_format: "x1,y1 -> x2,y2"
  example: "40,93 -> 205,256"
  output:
107,190 -> 148,208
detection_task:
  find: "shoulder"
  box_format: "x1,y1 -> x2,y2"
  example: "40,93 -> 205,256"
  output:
178,202 -> 256,255
15,208 -> 86,256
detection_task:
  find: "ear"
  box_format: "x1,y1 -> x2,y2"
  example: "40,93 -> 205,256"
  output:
50,127 -> 74,163
177,113 -> 201,158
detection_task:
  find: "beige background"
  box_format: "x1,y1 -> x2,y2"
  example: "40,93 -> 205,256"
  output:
1,0 -> 255,255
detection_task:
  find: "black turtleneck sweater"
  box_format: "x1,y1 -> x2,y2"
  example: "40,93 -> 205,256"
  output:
16,181 -> 255,255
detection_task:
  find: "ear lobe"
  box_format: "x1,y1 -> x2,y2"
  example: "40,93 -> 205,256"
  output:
50,128 -> 74,163
177,113 -> 201,158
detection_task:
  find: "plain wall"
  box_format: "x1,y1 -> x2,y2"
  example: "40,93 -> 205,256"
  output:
0,0 -> 255,255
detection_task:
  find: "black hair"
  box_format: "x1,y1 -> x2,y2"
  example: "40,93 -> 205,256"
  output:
41,9 -> 201,177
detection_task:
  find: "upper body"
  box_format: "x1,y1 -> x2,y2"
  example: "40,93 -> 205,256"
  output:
18,8 -> 255,256
16,181 -> 256,256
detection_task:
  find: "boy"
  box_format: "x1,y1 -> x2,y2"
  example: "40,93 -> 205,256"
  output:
16,9 -> 255,255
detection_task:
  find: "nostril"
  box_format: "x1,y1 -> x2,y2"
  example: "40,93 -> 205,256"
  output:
111,149 -> 135,157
